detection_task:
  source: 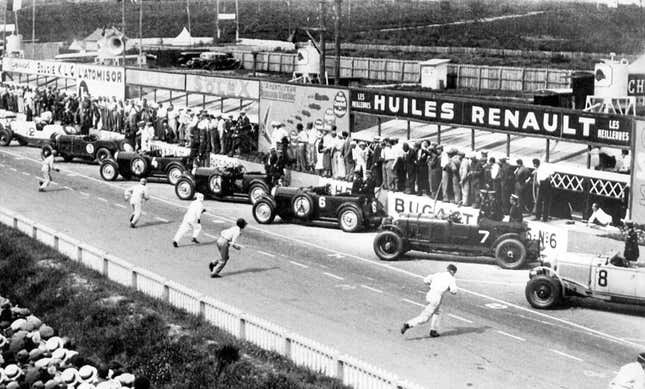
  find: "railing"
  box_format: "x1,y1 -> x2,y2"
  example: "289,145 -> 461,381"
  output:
0,206 -> 426,389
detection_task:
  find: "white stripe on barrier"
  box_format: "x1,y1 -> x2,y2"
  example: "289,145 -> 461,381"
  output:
0,206 -> 425,389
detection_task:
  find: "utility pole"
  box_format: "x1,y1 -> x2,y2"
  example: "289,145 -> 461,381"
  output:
31,0 -> 34,58
122,0 -> 127,97
215,0 -> 220,40
235,0 -> 240,42
2,2 -> 7,57
334,0 -> 341,84
319,0 -> 326,84
287,0 -> 292,37
138,0 -> 142,63
186,0 -> 191,34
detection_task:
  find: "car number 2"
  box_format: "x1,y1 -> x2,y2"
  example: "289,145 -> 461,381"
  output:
477,230 -> 490,244
319,196 -> 326,208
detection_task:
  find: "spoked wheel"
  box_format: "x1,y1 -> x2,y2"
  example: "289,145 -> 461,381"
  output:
99,161 -> 119,181
494,238 -> 527,270
166,166 -> 184,186
525,276 -> 562,309
252,199 -> 276,224
175,178 -> 196,200
248,183 -> 268,205
338,208 -> 363,233
373,230 -> 404,261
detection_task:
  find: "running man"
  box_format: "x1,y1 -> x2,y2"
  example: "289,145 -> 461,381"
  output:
39,149 -> 59,192
173,193 -> 205,247
124,178 -> 150,228
401,264 -> 458,338
209,218 -> 247,278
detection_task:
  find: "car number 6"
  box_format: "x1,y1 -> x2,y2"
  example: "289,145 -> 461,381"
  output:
319,196 -> 326,208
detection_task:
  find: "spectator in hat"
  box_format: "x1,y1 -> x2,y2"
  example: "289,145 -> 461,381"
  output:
209,114 -> 221,155
140,121 -> 155,152
427,144 -> 441,198
499,157 -> 514,214
623,220 -> 640,263
382,138 -> 395,190
439,147 -> 453,202
236,111 -> 250,128
509,194 -> 523,223
342,132 -> 355,181
217,114 -> 227,153
514,159 -> 532,213
331,128 -> 345,179
533,159 -> 553,222
198,114 -> 211,166
609,352 -> 645,388
306,122 -> 318,171
294,123 -> 308,172
314,135 -> 325,176
459,152 -> 473,206
416,141 -> 430,196
355,141 -> 369,180
321,128 -> 334,178
350,170 -> 364,196
370,137 -> 383,187
403,142 -> 417,194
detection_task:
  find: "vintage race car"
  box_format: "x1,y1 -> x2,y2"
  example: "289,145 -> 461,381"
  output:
252,185 -> 386,232
525,252 -> 645,309
0,115 -> 77,147
99,150 -> 190,185
43,134 -> 132,163
175,165 -> 272,204
373,214 -> 539,269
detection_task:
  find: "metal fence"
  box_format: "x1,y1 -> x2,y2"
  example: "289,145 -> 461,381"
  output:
0,206 -> 426,389
232,50 -> 572,91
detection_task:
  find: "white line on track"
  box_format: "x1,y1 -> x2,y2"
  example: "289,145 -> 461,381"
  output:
417,290 -> 425,294
289,260 -> 309,269
9,167 -> 17,171
448,313 -> 473,324
13,157 -> 23,160
323,272 -> 344,281
257,250 -> 275,257
97,197 -> 108,202
496,330 -> 526,342
402,298 -> 424,307
211,219 -> 225,224
155,216 -> 169,223
2,148 -> 641,350
65,172 -> 76,177
114,203 -> 126,209
460,279 -> 524,286
0,163 -> 4,167
550,349 -> 584,362
78,191 -> 89,196
361,284 -> 383,294
21,172 -> 30,176
204,233 -> 218,239
63,186 -> 73,191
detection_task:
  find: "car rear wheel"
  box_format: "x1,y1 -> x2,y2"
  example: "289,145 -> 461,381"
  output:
373,230 -> 404,261
494,238 -> 527,269
100,161 -> 119,181
0,129 -> 12,146
166,166 -> 184,186
95,147 -> 111,163
175,178 -> 196,200
291,193 -> 313,219
253,199 -> 276,224
130,156 -> 148,177
338,207 -> 363,233
525,276 -> 562,309
248,183 -> 269,205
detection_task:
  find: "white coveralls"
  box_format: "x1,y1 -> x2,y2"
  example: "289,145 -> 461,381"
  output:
173,195 -> 205,242
39,154 -> 55,191
609,362 -> 644,389
406,271 -> 457,331
125,183 -> 150,226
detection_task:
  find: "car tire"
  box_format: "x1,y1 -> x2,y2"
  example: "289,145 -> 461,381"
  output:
95,147 -> 111,163
291,193 -> 313,219
41,145 -> 54,160
100,161 -> 119,181
130,156 -> 148,177
209,174 -> 224,196
0,129 -> 12,146
253,199 -> 276,224
17,137 -> 27,146
373,230 -> 405,261
338,207 -> 363,233
494,238 -> 527,269
119,140 -> 134,152
61,153 -> 74,162
166,166 -> 184,186
175,178 -> 196,200
248,183 -> 269,205
525,275 -> 563,309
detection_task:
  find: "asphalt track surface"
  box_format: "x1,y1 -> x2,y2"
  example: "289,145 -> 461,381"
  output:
1,145 -> 644,389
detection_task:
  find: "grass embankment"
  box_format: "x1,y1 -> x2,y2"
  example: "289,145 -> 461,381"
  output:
0,224 -> 348,389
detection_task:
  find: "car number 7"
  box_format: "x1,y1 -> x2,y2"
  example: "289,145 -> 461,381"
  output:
477,230 -> 490,244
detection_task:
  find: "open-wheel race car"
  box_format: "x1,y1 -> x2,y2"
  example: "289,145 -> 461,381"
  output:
525,251 -> 645,309
252,185 -> 386,232
99,150 -> 190,185
43,134 -> 131,163
174,165 -> 272,204
373,214 -> 540,269
0,113 -> 77,147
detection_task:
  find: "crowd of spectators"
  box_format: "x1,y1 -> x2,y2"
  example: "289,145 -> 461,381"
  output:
0,296 -> 150,389
268,121 -> 558,221
0,83 -> 257,166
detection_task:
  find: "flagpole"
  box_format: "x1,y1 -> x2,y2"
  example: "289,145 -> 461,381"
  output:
2,2 -> 7,57
186,0 -> 191,34
122,0 -> 127,98
215,0 -> 220,40
31,0 -> 34,58
235,0 -> 239,42
138,0 -> 142,63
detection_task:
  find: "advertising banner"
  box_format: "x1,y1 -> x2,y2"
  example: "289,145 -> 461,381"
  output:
350,89 -> 632,147
258,82 -> 350,152
127,69 -> 185,91
186,75 -> 259,99
630,120 -> 645,221
2,58 -> 124,99
628,74 -> 645,96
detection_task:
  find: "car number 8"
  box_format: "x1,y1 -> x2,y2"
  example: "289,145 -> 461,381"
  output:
319,196 -> 326,208
597,270 -> 608,287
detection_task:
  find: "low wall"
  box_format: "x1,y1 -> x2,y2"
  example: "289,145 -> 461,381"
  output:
0,206 -> 425,389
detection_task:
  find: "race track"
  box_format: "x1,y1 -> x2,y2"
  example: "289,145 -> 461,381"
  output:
1,145 -> 644,389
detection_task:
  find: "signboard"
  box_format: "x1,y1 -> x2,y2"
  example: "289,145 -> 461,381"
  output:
627,74 -> 645,96
387,191 -> 480,225
126,69 -> 185,91
630,120 -> 645,222
525,221 -> 568,256
350,89 -> 633,147
218,13 -> 236,20
186,75 -> 259,100
2,58 -> 124,99
258,82 -> 350,152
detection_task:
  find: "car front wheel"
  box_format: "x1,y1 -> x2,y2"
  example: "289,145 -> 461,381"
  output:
525,276 -> 563,309
166,166 -> 184,186
338,207 -> 363,233
373,230 -> 404,261
248,183 -> 269,205
100,161 -> 119,181
0,129 -> 12,146
175,178 -> 196,200
253,199 -> 276,224
95,147 -> 111,163
494,238 -> 527,269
